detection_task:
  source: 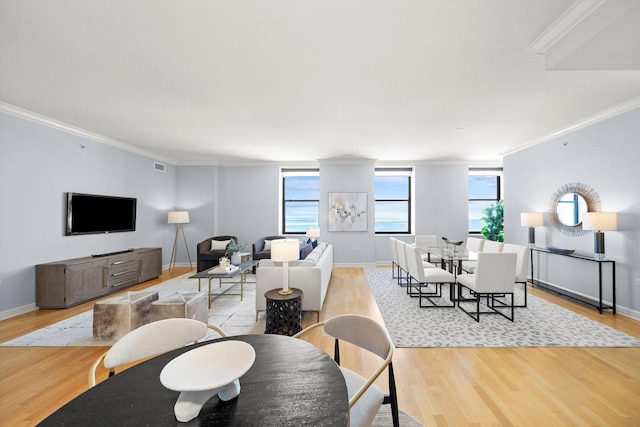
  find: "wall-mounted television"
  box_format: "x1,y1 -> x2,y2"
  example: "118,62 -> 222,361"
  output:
66,192 -> 137,235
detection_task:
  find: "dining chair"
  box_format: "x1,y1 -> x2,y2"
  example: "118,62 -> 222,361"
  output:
389,237 -> 399,280
88,318 -> 227,387
293,314 -> 398,427
395,240 -> 409,287
456,252 -> 517,322
415,234 -> 441,264
405,244 -> 456,307
501,243 -> 530,307
460,237 -> 485,274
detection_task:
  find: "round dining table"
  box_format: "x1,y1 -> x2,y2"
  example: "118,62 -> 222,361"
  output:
39,334 -> 349,426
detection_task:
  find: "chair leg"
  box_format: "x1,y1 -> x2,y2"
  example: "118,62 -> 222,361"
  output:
382,363 -> 400,427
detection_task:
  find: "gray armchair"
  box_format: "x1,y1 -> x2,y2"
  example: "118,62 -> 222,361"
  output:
252,235 -> 286,263
196,236 -> 237,272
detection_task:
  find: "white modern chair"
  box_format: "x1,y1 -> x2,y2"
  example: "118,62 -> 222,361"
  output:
457,252 -> 517,322
405,244 -> 456,307
294,314 -> 399,427
501,243 -> 530,307
460,237 -> 485,274
395,240 -> 409,287
88,318 -> 226,387
415,235 -> 442,264
482,239 -> 504,253
389,237 -> 399,280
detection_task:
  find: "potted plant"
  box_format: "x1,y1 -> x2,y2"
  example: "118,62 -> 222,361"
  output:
227,239 -> 247,265
481,200 -> 504,242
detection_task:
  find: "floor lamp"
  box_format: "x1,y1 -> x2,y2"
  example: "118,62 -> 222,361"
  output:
168,211 -> 192,271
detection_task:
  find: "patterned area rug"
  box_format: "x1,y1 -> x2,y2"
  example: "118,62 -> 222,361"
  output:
1,273 -> 264,346
366,267 -> 640,348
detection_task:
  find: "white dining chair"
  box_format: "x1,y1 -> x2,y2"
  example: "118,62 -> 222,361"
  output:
294,314 -> 399,427
405,243 -> 456,307
501,243 -> 530,307
457,252 -> 517,322
460,237 -> 485,274
88,318 -> 226,387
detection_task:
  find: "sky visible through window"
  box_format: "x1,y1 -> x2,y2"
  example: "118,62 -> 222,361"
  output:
284,176 -> 319,233
375,175 -> 409,232
468,175 -> 499,232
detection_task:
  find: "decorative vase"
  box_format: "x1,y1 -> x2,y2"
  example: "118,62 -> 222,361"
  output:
231,252 -> 241,265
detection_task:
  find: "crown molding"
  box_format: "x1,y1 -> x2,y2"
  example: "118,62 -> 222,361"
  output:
527,0 -> 606,54
501,96 -> 640,157
0,102 -> 177,165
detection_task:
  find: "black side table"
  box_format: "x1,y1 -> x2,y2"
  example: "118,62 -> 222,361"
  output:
264,288 -> 303,336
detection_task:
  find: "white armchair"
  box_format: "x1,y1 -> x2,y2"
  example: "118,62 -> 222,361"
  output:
456,252 -> 517,321
405,244 -> 456,307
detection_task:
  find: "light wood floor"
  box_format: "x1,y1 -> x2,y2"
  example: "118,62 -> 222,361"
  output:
1,266 -> 639,426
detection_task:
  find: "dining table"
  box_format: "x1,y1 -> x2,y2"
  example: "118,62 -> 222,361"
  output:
38,334 -> 349,426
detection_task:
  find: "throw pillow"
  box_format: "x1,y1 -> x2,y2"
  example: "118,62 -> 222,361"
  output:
211,239 -> 231,251
263,240 -> 272,251
311,239 -> 318,249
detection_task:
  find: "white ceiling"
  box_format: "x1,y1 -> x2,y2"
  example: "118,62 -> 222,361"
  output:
1,0 -> 640,165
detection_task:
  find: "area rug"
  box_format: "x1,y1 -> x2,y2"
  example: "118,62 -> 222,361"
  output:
1,273 -> 264,346
365,267 -> 640,348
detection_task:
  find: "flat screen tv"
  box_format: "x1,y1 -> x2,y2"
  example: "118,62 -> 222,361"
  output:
66,192 -> 137,235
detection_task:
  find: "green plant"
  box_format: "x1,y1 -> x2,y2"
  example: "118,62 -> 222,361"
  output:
481,199 -> 504,242
227,238 -> 246,253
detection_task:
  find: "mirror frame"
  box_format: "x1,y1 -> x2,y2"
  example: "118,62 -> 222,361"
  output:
548,182 -> 601,236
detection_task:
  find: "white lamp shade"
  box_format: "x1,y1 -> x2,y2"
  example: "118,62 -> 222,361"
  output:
582,212 -> 617,231
271,239 -> 299,262
521,212 -> 543,227
306,227 -> 320,238
168,211 -> 190,224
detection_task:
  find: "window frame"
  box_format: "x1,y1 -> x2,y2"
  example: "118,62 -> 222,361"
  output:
374,167 -> 413,235
468,168 -> 503,234
280,168 -> 320,235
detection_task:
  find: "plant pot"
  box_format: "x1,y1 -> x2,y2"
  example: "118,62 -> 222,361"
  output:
231,252 -> 242,265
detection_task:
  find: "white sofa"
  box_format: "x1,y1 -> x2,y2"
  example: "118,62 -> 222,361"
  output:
256,242 -> 333,321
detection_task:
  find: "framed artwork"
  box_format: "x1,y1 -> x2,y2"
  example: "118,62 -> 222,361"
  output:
328,192 -> 367,232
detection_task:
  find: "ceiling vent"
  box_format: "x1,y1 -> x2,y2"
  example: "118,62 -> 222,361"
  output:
154,162 -> 166,172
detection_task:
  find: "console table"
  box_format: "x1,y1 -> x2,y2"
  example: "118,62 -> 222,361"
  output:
531,247 -> 615,314
36,248 -> 162,308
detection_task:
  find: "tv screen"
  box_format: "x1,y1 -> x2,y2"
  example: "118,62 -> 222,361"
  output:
66,193 -> 137,235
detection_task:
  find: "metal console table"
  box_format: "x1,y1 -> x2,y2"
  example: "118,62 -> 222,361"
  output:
531,247 -> 616,314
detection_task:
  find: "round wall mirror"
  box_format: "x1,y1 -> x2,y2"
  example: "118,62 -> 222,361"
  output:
548,182 -> 601,236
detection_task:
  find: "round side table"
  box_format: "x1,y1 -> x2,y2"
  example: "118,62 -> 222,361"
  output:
264,288 -> 303,336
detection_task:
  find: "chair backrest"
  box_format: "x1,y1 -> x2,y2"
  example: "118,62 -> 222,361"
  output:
482,240 -> 504,253
501,243 -> 530,282
474,253 -> 517,293
104,318 -> 208,369
415,235 -> 438,250
395,240 -> 408,272
389,237 -> 399,264
466,237 -> 485,253
405,244 -> 425,283
324,314 -> 393,363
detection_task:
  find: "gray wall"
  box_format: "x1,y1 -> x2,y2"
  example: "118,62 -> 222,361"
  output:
504,107 -> 640,316
0,112 -> 178,318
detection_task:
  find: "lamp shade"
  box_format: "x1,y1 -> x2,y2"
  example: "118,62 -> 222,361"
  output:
520,212 -> 543,227
582,212 -> 617,231
271,239 -> 299,262
168,211 -> 190,224
306,227 -> 320,238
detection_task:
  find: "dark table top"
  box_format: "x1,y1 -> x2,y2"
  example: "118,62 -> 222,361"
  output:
39,334 -> 349,427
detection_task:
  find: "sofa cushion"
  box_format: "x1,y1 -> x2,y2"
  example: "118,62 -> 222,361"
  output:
211,239 -> 231,251
300,242 -> 314,259
304,245 -> 325,265
264,240 -> 272,251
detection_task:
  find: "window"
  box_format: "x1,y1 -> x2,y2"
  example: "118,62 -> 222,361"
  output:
281,169 -> 319,234
375,168 -> 412,234
468,168 -> 502,233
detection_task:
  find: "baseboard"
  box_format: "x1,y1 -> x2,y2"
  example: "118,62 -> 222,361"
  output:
0,303 -> 38,321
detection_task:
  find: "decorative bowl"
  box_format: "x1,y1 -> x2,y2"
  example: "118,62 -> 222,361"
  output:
546,246 -> 575,255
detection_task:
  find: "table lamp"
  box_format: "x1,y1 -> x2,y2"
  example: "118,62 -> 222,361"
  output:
582,212 -> 617,260
520,212 -> 543,247
168,211 -> 192,271
271,239 -> 299,295
306,227 -> 320,242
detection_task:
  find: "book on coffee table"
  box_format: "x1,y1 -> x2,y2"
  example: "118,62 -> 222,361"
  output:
207,265 -> 240,275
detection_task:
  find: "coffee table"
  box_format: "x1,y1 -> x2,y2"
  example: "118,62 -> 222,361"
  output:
190,260 -> 259,308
